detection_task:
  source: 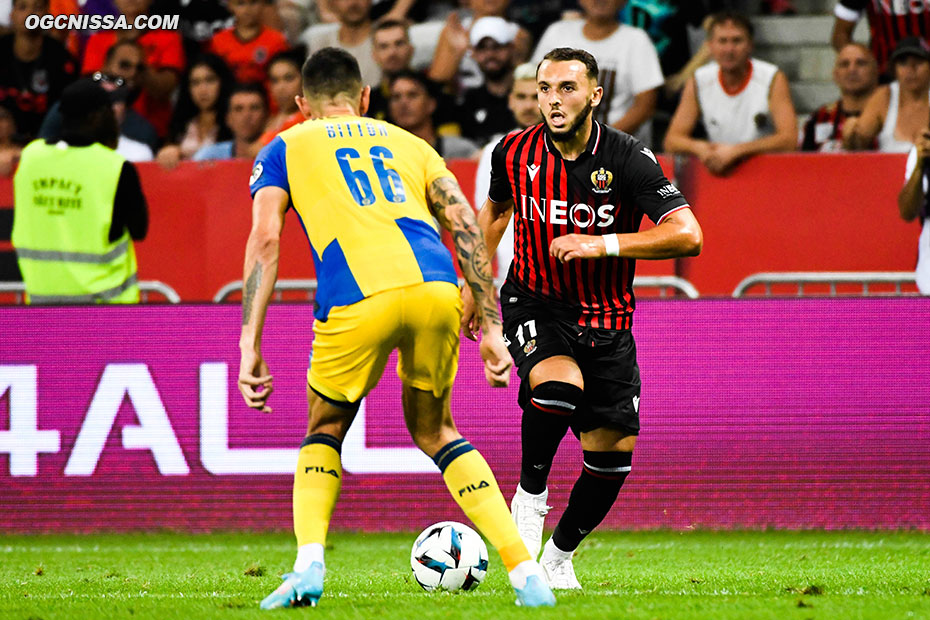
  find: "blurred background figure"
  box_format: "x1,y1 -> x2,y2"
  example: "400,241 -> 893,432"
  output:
388,70 -> 477,158
157,54 -> 235,168
208,0 -> 289,85
40,40 -> 159,157
150,0 -> 234,61
80,0 -> 186,139
368,17 -> 415,120
844,37 -> 930,154
831,0 -> 930,80
459,16 -> 519,145
0,107 -> 23,177
301,0 -> 382,87
663,11 -> 797,176
12,79 -> 148,304
261,50 -> 304,139
473,62 -> 541,279
0,0 -> 77,142
898,128 -> 930,294
532,0 -> 663,146
801,43 -> 878,152
193,82 -> 268,160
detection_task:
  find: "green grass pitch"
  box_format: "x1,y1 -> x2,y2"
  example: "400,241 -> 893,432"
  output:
1,530 -> 929,619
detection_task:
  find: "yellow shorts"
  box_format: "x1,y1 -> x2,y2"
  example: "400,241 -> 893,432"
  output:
308,281 -> 462,403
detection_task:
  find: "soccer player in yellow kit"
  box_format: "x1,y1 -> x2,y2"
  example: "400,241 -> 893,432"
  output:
238,47 -> 555,609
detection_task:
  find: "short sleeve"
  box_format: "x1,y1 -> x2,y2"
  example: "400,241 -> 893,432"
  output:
423,142 -> 453,186
628,28 -> 665,94
624,143 -> 689,224
250,136 -> 289,197
146,31 -> 185,72
487,135 -> 513,204
835,0 -> 864,21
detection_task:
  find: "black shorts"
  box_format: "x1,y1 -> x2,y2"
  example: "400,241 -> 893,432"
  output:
500,282 -> 641,437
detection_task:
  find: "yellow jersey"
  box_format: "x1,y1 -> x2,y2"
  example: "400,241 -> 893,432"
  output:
249,115 -> 458,321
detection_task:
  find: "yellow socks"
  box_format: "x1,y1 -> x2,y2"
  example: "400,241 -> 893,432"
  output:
434,438 -> 531,572
293,434 -> 343,548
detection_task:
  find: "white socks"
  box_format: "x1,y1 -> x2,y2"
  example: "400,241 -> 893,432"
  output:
294,542 -> 325,573
508,559 -> 545,589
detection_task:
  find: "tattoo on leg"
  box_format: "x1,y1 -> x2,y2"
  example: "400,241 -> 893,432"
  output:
242,263 -> 262,326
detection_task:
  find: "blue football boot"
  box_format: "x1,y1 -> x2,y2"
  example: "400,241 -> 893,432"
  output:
260,561 -> 324,609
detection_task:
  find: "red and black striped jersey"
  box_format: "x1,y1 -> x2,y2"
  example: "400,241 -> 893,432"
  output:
836,0 -> 930,74
487,121 -> 689,330
800,100 -> 874,151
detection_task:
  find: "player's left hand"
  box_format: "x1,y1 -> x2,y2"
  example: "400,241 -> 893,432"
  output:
479,328 -> 513,388
238,349 -> 274,413
550,234 -> 605,263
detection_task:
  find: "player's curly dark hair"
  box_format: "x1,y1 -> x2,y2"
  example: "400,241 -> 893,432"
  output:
538,48 -> 599,81
302,47 -> 363,99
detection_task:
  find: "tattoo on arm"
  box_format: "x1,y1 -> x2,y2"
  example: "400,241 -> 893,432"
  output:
242,263 -> 263,326
428,176 -> 501,331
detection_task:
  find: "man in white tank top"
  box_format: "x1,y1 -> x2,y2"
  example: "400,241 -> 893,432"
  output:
663,11 -> 797,175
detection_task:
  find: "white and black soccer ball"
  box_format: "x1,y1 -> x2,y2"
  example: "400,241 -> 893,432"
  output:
410,521 -> 489,592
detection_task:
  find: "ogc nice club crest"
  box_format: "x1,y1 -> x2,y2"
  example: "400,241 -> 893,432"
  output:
590,167 -> 613,194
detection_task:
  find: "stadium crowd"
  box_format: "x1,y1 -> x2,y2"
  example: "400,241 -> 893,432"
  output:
2,0 -> 930,176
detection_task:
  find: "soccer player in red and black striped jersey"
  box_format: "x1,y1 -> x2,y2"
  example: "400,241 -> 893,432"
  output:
462,47 -> 703,590
832,0 -> 930,78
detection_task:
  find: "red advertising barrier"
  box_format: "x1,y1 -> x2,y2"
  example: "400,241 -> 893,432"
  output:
0,153 -> 917,299
676,153 -> 916,296
2,299 -> 929,533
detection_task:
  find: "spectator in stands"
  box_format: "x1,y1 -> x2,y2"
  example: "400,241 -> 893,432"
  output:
301,0 -> 381,88
388,70 -> 477,158
193,82 -> 267,160
12,79 -> 148,304
844,37 -> 930,154
473,62 -> 541,277
0,107 -> 23,177
427,1 -> 532,92
367,17 -> 464,135
40,40 -> 160,155
619,0 -> 711,147
81,0 -> 186,138
663,11 -> 797,176
368,17 -> 414,121
157,54 -> 235,167
262,50 -> 303,137
209,0 -> 289,85
0,0 -> 77,141
898,128 -> 930,294
831,0 -> 930,79
801,43 -> 878,152
532,0 -> 664,146
460,17 -> 519,145
151,0 -> 234,62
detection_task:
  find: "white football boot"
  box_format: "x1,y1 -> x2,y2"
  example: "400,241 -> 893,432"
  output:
540,538 -> 582,590
510,485 -> 550,560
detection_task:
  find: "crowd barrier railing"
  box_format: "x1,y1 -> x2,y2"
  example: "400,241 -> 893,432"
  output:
0,280 -> 182,304
732,271 -> 920,297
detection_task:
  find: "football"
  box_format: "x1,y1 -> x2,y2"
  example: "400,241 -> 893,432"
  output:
410,521 -> 489,592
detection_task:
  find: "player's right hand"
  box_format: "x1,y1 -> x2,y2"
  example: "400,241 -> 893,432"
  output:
479,328 -> 513,388
460,285 -> 481,341
238,349 -> 274,413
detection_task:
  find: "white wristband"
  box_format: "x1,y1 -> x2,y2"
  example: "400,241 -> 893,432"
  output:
602,234 -> 620,257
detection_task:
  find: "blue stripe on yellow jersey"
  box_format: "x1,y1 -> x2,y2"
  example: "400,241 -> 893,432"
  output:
249,116 -> 458,321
